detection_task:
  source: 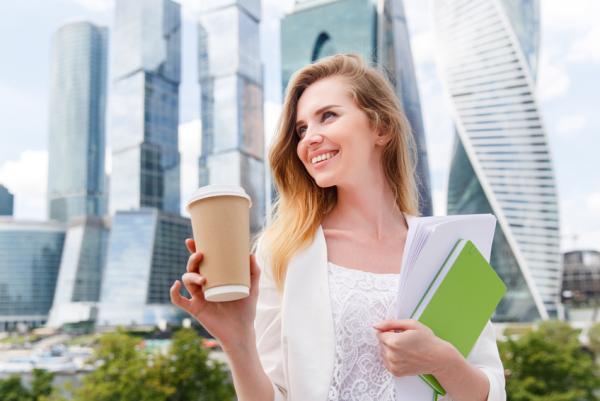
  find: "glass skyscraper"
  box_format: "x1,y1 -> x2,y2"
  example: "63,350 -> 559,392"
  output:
0,219 -> 65,331
0,184 -> 13,216
47,22 -> 108,223
47,217 -> 109,327
109,0 -> 181,215
97,209 -> 190,326
281,0 -> 433,216
197,0 -> 266,234
435,0 -> 560,320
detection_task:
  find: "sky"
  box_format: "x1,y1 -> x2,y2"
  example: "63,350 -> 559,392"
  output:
0,0 -> 598,252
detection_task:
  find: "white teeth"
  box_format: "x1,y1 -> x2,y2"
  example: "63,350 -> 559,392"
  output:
311,151 -> 338,165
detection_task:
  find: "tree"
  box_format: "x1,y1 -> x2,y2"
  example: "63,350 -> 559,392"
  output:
500,320 -> 600,401
30,369 -> 54,401
0,375 -> 30,401
71,329 -> 174,401
162,328 -> 236,401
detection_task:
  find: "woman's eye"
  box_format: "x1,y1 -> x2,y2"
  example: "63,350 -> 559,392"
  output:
296,126 -> 306,138
322,111 -> 336,120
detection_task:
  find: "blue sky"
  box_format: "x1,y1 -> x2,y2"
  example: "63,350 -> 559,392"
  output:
0,0 -> 598,251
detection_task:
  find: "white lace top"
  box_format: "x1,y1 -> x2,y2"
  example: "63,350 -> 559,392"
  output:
326,261 -> 400,401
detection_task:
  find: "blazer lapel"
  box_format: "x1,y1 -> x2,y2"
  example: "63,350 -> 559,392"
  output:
282,225 -> 334,401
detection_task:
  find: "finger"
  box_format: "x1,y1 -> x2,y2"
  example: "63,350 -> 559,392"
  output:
185,238 -> 196,254
376,331 -> 399,347
249,254 -> 261,296
170,280 -> 192,311
186,251 -> 204,273
181,272 -> 206,296
373,319 -> 419,332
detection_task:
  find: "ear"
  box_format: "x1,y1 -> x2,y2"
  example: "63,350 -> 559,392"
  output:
375,132 -> 391,146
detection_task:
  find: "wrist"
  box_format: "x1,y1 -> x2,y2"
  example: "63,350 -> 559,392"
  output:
431,338 -> 462,378
220,328 -> 256,356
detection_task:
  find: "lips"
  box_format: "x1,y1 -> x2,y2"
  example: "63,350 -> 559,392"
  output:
311,150 -> 340,168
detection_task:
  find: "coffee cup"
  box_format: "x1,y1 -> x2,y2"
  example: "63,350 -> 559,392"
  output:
186,185 -> 252,302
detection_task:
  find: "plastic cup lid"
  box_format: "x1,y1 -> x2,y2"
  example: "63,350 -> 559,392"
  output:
186,184 -> 252,211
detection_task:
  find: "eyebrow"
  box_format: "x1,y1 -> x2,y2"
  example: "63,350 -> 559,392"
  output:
295,104 -> 341,126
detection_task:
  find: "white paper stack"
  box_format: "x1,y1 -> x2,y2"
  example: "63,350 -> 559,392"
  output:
393,214 -> 497,401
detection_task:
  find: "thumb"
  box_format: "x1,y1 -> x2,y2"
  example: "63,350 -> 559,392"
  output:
372,319 -> 419,332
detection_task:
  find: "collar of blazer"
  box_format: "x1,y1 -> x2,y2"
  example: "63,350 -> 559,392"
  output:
280,215 -> 414,400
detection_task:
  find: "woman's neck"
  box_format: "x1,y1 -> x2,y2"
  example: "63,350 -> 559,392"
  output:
323,179 -> 407,242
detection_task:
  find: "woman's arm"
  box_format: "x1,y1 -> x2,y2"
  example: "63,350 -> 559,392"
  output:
223,330 -> 276,401
374,319 -> 505,401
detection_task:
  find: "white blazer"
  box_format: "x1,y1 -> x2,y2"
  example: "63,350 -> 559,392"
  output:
254,220 -> 506,401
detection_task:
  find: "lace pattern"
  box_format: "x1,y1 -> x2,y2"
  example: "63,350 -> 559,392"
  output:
327,262 -> 400,401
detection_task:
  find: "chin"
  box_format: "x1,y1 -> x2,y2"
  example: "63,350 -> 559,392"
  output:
313,176 -> 337,189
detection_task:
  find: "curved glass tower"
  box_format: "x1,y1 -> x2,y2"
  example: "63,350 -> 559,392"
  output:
435,0 -> 560,320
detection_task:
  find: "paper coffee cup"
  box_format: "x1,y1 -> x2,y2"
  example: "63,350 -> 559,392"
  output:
186,185 -> 252,302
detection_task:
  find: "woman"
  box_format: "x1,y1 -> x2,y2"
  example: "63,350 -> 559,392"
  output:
170,54 -> 506,401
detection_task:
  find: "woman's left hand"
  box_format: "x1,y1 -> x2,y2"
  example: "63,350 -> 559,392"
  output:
373,319 -> 454,378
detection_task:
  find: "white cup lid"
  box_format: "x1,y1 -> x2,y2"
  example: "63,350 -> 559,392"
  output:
186,184 -> 252,211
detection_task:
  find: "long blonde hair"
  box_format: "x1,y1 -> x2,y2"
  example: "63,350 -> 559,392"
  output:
254,54 -> 419,293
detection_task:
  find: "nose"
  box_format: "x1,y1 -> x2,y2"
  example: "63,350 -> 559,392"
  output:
302,126 -> 323,146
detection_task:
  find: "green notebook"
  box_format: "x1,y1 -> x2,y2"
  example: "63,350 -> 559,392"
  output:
410,239 -> 507,396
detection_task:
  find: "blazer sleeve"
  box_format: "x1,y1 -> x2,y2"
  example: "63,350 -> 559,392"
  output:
440,320 -> 506,401
254,239 -> 288,401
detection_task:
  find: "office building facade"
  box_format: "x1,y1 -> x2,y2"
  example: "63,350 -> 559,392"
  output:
197,0 -> 266,234
0,184 -> 14,216
281,0 -> 433,215
97,209 -> 191,326
47,217 -> 109,327
435,0 -> 560,320
47,21 -> 108,223
110,0 -> 182,215
0,219 -> 65,331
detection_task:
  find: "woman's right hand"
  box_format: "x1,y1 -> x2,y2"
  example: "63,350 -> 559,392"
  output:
170,238 -> 261,352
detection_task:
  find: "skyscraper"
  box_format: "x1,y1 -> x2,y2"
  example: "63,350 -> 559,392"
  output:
47,216 -> 109,327
97,209 -> 190,326
110,0 -> 181,215
197,0 -> 266,234
97,0 -> 188,327
47,21 -> 107,223
435,0 -> 560,320
0,184 -> 13,216
281,0 -> 433,216
0,219 -> 65,331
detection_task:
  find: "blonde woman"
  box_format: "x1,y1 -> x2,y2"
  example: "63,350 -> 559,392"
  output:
171,54 -> 506,401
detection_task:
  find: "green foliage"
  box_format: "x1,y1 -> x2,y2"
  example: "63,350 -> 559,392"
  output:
30,369 -> 55,401
0,375 -> 31,401
162,328 -> 235,401
71,329 -> 174,401
68,328 -> 235,401
500,320 -> 600,401
587,322 -> 600,356
0,369 -> 57,401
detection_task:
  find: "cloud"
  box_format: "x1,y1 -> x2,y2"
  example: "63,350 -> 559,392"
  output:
542,0 -> 599,31
586,192 -> 600,217
68,0 -> 114,13
567,25 -> 600,63
556,114 -> 588,138
537,50 -> 570,101
410,31 -> 435,66
560,196 -> 600,252
0,150 -> 48,220
178,118 -> 202,216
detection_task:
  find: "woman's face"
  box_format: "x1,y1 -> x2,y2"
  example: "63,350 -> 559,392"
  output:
295,75 -> 383,188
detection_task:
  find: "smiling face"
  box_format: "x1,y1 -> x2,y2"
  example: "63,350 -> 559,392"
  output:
295,75 -> 384,189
